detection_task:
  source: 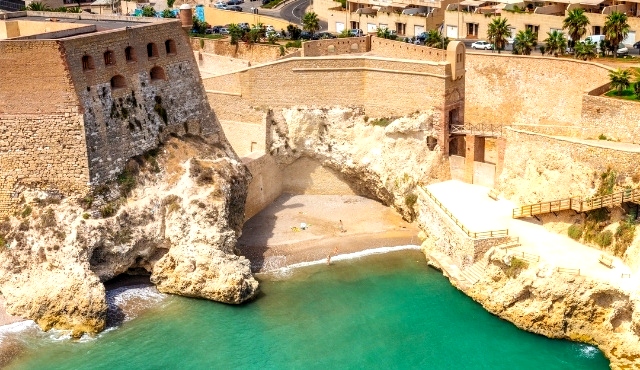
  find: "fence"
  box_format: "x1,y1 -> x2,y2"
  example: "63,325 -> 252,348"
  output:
513,188 -> 640,218
555,267 -> 580,276
519,251 -> 540,262
450,123 -> 504,137
421,186 -> 509,239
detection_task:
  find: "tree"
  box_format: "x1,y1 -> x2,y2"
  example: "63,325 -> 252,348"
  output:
424,29 -> 442,47
25,1 -> 50,10
141,5 -> 156,17
228,23 -> 243,45
487,17 -> 511,54
376,27 -> 391,39
513,29 -> 537,55
287,24 -> 302,40
161,9 -> 175,18
302,12 -> 320,35
67,6 -> 81,12
574,39 -> 597,60
604,11 -> 630,58
167,0 -> 175,7
192,16 -> 209,34
609,68 -> 631,94
563,9 -> 589,50
543,30 -> 567,57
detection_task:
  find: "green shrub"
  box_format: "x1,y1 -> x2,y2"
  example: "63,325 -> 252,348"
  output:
568,224 -> 583,240
285,40 -> 301,48
405,193 -> 418,208
279,45 -> 285,56
598,133 -> 608,140
505,257 -> 529,278
21,205 -> 32,218
595,230 -> 613,248
82,213 -> 90,220
117,169 -> 137,197
101,203 -> 118,218
0,235 -> 5,249
597,168 -> 617,196
615,217 -> 636,256
39,209 -> 57,229
369,117 -> 392,127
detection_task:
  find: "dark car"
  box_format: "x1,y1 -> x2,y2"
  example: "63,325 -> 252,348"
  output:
634,41 -> 640,49
228,5 -> 242,11
300,31 -> 313,40
316,31 -> 337,39
226,0 -> 241,4
261,0 -> 271,4
416,32 -> 428,43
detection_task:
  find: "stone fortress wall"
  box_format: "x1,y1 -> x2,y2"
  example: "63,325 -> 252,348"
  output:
0,12 -> 221,216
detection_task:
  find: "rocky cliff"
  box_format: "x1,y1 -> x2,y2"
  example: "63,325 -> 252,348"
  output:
428,246 -> 640,369
268,106 -> 448,220
0,135 -> 258,337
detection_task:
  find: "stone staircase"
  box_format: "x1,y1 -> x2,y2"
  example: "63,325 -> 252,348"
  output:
460,260 -> 488,285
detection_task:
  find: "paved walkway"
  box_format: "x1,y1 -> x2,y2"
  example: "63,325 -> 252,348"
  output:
426,180 -> 636,288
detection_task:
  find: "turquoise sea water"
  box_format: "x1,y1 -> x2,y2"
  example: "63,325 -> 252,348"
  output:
4,250 -> 608,369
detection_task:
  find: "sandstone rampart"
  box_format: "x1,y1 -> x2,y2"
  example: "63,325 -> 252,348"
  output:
465,53 -> 611,126
190,37 -> 284,64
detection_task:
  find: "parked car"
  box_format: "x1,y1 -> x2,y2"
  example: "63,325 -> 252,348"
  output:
349,29 -> 363,37
226,0 -> 241,4
300,31 -> 313,40
261,0 -> 271,4
471,41 -> 493,50
228,5 -> 242,11
265,25 -> 275,32
415,31 -> 428,43
316,31 -> 337,39
238,22 -> 250,30
218,27 -> 229,34
617,43 -> 629,56
214,3 -> 228,9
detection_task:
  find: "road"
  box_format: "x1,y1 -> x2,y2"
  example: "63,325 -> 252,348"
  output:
279,0 -> 327,30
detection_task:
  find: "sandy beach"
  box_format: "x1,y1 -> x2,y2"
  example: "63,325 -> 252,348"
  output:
0,296 -> 24,327
237,194 -> 420,272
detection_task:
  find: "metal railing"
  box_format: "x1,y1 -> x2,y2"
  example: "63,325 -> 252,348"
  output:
513,188 -> 640,218
450,123 -> 504,137
421,186 -> 509,239
519,251 -> 540,262
555,267 -> 580,276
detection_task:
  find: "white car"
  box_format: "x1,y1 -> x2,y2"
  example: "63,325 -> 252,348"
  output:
471,41 -> 493,50
265,25 -> 275,32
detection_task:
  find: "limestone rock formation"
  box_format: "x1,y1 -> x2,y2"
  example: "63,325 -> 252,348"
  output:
0,136 -> 257,335
268,106 -> 448,220
439,247 -> 640,369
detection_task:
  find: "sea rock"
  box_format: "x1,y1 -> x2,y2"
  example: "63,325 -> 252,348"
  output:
461,253 -> 640,369
0,136 -> 257,335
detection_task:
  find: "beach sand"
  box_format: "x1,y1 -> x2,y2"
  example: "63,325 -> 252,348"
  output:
237,194 -> 420,272
0,296 -> 23,327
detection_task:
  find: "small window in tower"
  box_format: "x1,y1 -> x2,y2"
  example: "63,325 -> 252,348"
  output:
125,46 -> 136,62
82,55 -> 94,71
147,43 -> 159,59
104,50 -> 116,66
165,39 -> 177,55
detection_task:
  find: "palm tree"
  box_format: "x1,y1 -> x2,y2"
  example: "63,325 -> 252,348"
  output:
609,68 -> 631,94
513,29 -> 537,55
574,39 -> 597,60
228,23 -> 243,45
302,12 -> 320,35
141,5 -> 156,17
425,29 -> 442,47
544,30 -> 567,57
487,17 -> 511,54
376,27 -> 391,39
161,9 -> 175,18
563,9 -> 590,50
604,11 -> 630,58
25,1 -> 50,10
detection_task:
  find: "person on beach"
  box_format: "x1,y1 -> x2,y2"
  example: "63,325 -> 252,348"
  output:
326,254 -> 332,265
339,220 -> 346,233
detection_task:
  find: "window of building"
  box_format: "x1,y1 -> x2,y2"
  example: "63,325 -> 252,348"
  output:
525,24 -> 539,38
82,55 -> 94,71
104,50 -> 115,66
125,46 -> 136,62
150,66 -> 166,81
350,21 -> 359,30
147,43 -> 159,59
466,23 -> 478,38
395,23 -> 406,36
110,75 -> 126,89
165,39 -> 177,55
593,25 -> 602,35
